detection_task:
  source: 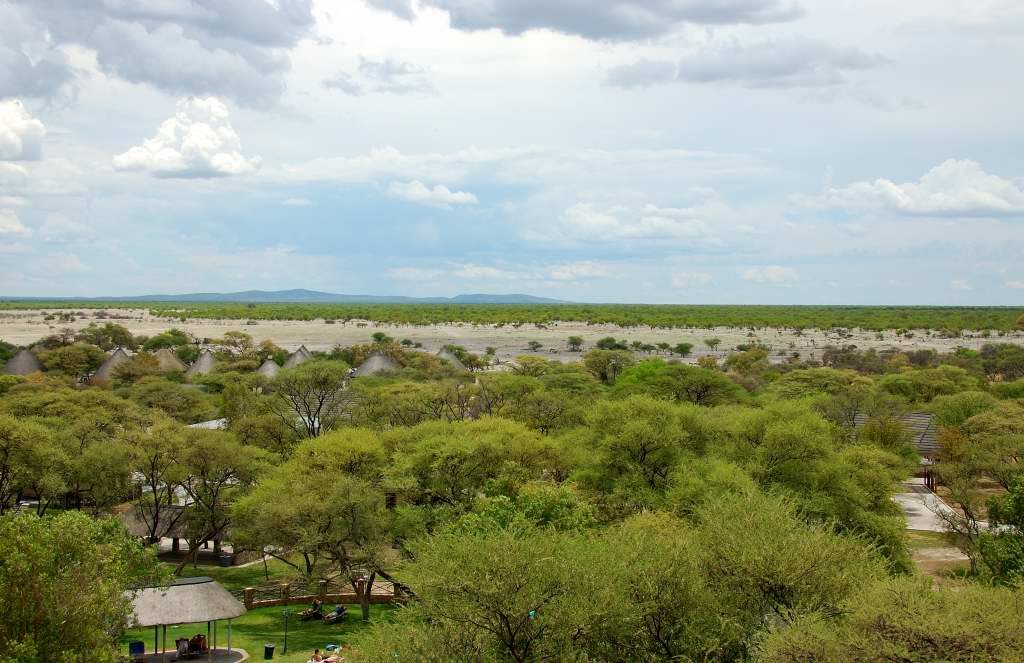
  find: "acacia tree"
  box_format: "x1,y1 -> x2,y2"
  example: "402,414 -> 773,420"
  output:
123,417 -> 186,544
0,512 -> 165,661
234,431 -> 389,618
270,361 -> 353,437
0,416 -> 57,514
175,429 -> 268,573
704,337 -> 721,352
567,336 -> 584,352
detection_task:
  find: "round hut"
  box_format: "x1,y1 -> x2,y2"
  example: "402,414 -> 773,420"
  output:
185,350 -> 216,378
153,348 -> 187,372
92,348 -> 130,382
352,352 -> 401,378
256,358 -> 280,379
4,348 -> 42,375
282,345 -> 312,369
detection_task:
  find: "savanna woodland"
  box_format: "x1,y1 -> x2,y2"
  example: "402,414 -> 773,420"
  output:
2,316 -> 1024,662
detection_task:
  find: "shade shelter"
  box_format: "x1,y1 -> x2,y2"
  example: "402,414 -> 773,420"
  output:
129,576 -> 246,658
256,358 -> 280,379
93,348 -> 130,382
154,348 -> 187,372
352,352 -> 401,377
282,345 -> 312,369
3,348 -> 42,375
186,350 -> 216,378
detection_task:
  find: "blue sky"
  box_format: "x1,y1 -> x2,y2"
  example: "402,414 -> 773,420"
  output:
1,0 -> 1023,304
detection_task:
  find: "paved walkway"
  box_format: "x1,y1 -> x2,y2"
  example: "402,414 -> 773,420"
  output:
894,479 -> 960,532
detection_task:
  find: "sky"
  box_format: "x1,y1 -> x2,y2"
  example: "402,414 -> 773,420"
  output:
0,0 -> 1023,304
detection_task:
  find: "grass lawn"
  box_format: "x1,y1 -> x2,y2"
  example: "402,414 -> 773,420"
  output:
121,604 -> 394,662
121,559 -> 396,662
906,530 -> 952,550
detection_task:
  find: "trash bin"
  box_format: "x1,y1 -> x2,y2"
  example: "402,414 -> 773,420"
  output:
263,643 -> 275,660
217,553 -> 233,567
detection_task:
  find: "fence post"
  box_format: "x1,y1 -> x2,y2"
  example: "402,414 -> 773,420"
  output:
281,583 -> 290,601
243,588 -> 254,610
319,579 -> 328,602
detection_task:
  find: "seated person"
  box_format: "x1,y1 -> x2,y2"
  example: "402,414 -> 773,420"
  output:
323,604 -> 347,623
301,599 -> 324,618
309,650 -> 324,662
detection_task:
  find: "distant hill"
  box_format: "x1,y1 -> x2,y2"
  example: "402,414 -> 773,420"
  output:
2,289 -> 569,304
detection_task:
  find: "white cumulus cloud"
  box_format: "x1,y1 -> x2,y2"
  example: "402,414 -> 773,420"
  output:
386,180 -> 478,209
802,159 -> 1024,217
0,99 -> 46,161
113,97 -> 261,178
0,209 -> 31,237
740,265 -> 798,283
1006,280 -> 1024,289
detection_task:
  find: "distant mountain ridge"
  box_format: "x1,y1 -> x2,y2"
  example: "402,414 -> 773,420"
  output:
2,289 -> 569,304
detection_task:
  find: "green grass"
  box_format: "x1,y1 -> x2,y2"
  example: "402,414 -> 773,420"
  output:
121,560 -> 395,661
121,604 -> 394,662
906,530 -> 953,550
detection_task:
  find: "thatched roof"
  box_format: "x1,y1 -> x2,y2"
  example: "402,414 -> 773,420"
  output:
129,576 -> 246,628
4,348 -> 42,375
185,350 -> 216,378
854,411 -> 940,458
282,345 -> 312,369
437,348 -> 468,372
257,358 -> 280,379
154,348 -> 187,372
353,352 -> 401,377
93,348 -> 130,382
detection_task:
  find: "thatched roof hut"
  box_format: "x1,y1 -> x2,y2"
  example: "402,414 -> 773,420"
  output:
129,576 -> 246,628
4,348 -> 42,375
437,348 -> 468,372
185,350 -> 216,378
282,345 -> 312,369
92,348 -> 130,382
256,358 -> 280,379
154,348 -> 187,372
854,411 -> 940,459
353,352 -> 401,377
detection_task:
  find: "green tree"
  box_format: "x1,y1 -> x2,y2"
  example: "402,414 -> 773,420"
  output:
704,337 -> 721,351
270,360 -> 353,437
37,342 -> 107,379
566,335 -> 584,352
75,322 -> 136,350
0,512 -> 164,661
672,342 -> 693,357
174,429 -> 268,572
582,349 -> 634,384
756,577 -> 1024,661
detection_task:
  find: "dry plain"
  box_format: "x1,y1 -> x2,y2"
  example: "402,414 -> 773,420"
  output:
2,308 -> 1020,364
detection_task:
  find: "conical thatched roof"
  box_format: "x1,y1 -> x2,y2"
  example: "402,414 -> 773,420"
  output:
129,576 -> 246,628
92,348 -> 130,382
153,348 -> 186,372
4,348 -> 42,375
353,352 -> 401,377
283,345 -> 312,369
437,348 -> 468,372
185,349 -> 216,378
257,358 -> 280,379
